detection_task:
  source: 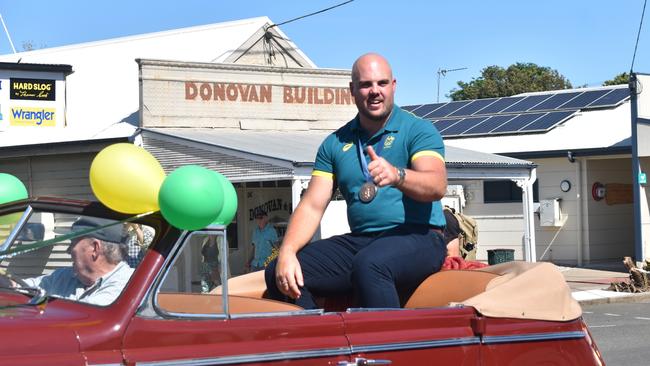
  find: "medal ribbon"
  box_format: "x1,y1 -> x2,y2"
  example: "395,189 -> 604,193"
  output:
357,133 -> 389,183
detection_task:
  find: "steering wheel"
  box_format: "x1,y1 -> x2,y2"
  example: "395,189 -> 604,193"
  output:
0,272 -> 28,289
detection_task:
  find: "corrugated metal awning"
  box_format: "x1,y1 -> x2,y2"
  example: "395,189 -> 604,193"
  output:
141,128 -> 536,182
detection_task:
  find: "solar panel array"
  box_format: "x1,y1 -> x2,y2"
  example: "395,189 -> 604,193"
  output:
403,87 -> 630,138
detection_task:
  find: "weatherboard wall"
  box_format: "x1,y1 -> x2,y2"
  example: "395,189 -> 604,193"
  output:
585,158 -> 634,261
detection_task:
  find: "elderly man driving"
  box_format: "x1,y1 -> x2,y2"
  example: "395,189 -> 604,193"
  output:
20,217 -> 134,306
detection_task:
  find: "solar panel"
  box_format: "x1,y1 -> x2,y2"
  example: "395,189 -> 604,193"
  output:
529,92 -> 581,111
491,113 -> 545,134
560,89 -> 610,109
415,86 -> 625,138
448,98 -> 498,117
402,105 -> 422,112
462,114 -> 517,135
518,110 -> 576,132
587,88 -> 630,108
410,103 -> 445,118
440,116 -> 489,136
501,94 -> 552,113
424,100 -> 472,118
432,118 -> 462,133
474,96 -> 526,114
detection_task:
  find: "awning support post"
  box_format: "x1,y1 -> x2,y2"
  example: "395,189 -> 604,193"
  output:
515,168 -> 537,262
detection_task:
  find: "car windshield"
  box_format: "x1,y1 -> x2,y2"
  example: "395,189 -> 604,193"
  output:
0,209 -> 154,306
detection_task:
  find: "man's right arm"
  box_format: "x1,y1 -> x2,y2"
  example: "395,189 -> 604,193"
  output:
275,175 -> 334,298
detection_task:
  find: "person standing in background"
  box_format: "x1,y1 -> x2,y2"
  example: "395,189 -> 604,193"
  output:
248,209 -> 278,272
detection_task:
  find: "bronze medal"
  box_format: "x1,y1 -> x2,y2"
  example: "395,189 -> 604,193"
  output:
359,182 -> 377,203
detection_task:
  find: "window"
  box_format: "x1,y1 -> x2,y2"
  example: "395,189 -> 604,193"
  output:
483,180 -> 539,203
155,230 -> 303,317
0,209 -> 148,306
156,231 -> 229,316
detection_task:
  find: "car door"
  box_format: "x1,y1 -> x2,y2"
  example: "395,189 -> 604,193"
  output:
122,312 -> 349,365
122,230 -> 351,365
341,306 -> 481,365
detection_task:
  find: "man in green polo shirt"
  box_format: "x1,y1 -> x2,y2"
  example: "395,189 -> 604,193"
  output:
265,53 -> 447,309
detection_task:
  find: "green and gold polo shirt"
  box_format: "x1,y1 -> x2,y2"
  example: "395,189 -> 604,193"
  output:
313,105 -> 446,233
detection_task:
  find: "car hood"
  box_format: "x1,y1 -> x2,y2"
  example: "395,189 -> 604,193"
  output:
0,294 -> 90,355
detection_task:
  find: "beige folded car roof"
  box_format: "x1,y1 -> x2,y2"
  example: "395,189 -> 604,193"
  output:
460,261 -> 582,321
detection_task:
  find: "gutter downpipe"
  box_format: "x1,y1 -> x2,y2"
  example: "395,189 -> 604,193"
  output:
576,157 -> 584,266
520,168 -> 537,262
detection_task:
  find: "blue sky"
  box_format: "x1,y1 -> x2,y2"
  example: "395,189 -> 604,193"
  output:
0,0 -> 647,105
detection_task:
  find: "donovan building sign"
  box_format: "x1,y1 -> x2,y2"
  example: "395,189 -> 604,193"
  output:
138,59 -> 358,130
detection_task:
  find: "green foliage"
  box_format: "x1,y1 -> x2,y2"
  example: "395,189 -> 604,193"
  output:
603,72 -> 629,86
449,63 -> 573,101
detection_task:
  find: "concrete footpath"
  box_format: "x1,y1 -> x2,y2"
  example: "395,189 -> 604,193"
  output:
557,263 -> 650,305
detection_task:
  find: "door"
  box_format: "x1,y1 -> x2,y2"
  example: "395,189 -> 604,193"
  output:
122,230 -> 351,365
342,307 -> 480,365
123,313 -> 350,365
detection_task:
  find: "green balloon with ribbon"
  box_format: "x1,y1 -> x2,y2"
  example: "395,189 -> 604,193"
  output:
158,165 -> 225,231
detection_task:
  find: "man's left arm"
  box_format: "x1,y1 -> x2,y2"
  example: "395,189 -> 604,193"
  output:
367,147 -> 447,202
396,155 -> 447,202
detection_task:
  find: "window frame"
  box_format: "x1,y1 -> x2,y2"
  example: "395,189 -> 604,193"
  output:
483,180 -> 539,203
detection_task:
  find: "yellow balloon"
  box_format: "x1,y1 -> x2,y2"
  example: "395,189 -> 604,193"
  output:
90,143 -> 166,214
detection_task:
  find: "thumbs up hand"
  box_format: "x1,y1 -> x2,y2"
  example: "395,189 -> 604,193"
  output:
366,145 -> 398,187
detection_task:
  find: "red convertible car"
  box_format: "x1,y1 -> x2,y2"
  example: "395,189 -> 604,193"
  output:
0,197 -> 604,365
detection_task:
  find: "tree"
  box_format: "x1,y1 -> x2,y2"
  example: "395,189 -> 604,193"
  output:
449,63 -> 573,101
603,72 -> 629,86
21,40 -> 47,52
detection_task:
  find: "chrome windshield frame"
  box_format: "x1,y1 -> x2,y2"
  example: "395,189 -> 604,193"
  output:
0,205 -> 33,252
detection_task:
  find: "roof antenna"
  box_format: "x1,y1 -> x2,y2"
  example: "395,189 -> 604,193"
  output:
0,13 -> 17,54
437,67 -> 467,103
236,1 -> 354,66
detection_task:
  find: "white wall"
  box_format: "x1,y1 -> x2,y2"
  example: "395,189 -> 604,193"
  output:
531,157 -> 581,263
450,180 -> 525,261
641,157 -> 650,261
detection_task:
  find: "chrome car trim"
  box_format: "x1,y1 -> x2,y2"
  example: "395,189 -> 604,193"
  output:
157,308 -> 325,320
136,230 -> 190,318
136,346 -> 351,366
350,337 -> 481,353
482,331 -> 586,344
346,307 -> 408,313
218,230 -> 229,316
228,308 -> 325,319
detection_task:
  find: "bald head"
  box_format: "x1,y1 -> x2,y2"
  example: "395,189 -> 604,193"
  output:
351,53 -> 393,84
350,53 -> 396,125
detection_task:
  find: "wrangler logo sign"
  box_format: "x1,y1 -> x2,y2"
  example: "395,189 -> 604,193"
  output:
10,78 -> 56,101
10,107 -> 56,126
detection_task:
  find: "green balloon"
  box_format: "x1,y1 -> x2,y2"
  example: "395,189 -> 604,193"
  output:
212,172 -> 238,225
0,173 -> 28,205
158,165 -> 225,230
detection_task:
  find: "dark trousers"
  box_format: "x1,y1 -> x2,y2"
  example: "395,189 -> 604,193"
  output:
264,224 -> 446,309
